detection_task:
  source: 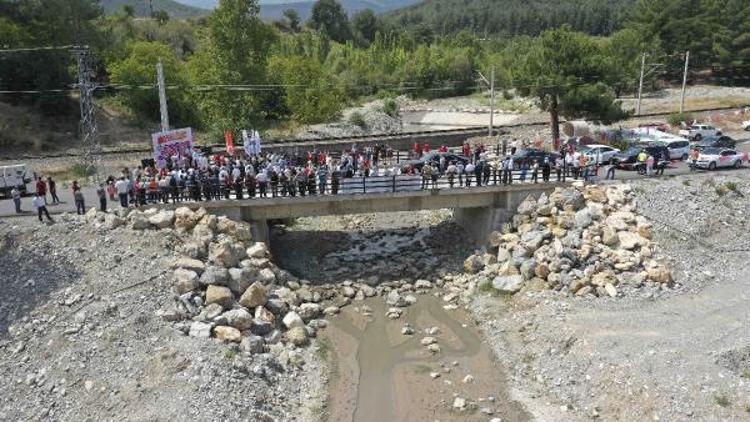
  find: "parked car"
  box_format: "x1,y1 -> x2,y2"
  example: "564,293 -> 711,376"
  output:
695,147 -> 744,170
678,124 -> 722,141
578,144 -> 620,164
648,138 -> 691,160
401,152 -> 469,172
0,164 -> 31,198
742,120 -> 750,131
691,135 -> 736,150
511,149 -> 560,170
611,145 -> 671,169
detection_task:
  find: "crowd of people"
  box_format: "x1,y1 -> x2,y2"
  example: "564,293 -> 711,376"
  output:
12,140 -> 681,221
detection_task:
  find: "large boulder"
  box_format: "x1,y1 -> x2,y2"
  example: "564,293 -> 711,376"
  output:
257,268 -> 276,284
574,209 -> 593,229
298,303 -> 322,321
130,212 -> 151,230
189,321 -> 212,338
174,207 -> 200,231
584,185 -> 608,203
550,188 -> 585,211
216,216 -> 252,242
174,269 -> 199,295
227,267 -> 256,295
282,311 -> 305,329
148,210 -> 175,229
213,326 -> 242,343
205,285 -> 233,308
239,282 -> 268,309
520,229 -> 549,251
208,239 -> 247,268
286,326 -> 309,347
517,197 -> 538,216
463,255 -> 485,274
492,275 -> 524,294
200,266 -> 229,286
617,231 -> 647,250
246,242 -> 269,259
171,257 -> 205,274
222,308 -> 254,331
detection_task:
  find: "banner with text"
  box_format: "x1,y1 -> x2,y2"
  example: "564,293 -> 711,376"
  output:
151,128 -> 194,168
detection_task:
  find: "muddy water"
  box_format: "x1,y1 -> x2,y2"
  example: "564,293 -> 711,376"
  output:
322,296 -> 530,422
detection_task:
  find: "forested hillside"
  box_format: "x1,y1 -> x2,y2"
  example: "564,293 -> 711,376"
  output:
386,0 -> 635,37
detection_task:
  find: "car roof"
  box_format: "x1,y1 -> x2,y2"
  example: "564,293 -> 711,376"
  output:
582,144 -> 610,148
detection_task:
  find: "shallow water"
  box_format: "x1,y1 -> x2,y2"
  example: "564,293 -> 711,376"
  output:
323,295 -> 530,421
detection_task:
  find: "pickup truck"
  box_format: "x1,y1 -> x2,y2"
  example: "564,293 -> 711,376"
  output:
678,124 -> 722,141
0,164 -> 31,198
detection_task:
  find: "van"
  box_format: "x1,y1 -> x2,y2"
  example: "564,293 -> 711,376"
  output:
0,164 -> 31,198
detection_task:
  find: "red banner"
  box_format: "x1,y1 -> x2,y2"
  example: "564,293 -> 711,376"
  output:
224,131 -> 235,156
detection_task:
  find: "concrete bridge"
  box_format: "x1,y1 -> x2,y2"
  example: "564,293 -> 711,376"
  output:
156,183 -> 566,245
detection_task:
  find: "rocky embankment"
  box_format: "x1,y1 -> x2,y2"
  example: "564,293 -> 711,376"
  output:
463,183 -> 673,298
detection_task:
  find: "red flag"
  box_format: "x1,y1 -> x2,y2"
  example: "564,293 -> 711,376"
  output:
224,131 -> 235,156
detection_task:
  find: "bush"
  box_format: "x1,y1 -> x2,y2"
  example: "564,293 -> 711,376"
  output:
348,111 -> 366,128
667,112 -> 694,127
381,98 -> 399,118
71,163 -> 96,178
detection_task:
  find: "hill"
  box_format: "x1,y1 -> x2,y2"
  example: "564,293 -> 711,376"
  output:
385,0 -> 635,37
101,0 -> 209,17
173,0 -> 417,20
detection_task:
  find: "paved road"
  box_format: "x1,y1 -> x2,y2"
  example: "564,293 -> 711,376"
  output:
3,160 -> 748,219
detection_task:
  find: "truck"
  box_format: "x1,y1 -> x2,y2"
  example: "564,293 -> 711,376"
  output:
0,164 -> 32,198
678,124 -> 722,141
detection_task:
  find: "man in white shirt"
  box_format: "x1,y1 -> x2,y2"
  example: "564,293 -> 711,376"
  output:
115,177 -> 130,208
11,186 -> 22,213
33,193 -> 53,222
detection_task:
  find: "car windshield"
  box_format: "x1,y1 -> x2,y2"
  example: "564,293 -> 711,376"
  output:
701,147 -> 721,155
623,147 -> 641,155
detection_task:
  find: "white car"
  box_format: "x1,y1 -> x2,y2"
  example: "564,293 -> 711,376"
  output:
679,124 -> 722,141
742,120 -> 750,131
695,148 -> 744,170
650,138 -> 691,160
580,144 -> 620,164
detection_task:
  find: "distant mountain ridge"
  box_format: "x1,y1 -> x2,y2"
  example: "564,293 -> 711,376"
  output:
174,0 -> 419,20
101,0 -> 209,17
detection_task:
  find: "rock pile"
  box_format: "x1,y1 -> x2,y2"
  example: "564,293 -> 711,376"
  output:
464,183 -> 673,297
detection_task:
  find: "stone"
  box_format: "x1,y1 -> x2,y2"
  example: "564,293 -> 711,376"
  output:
385,290 -> 406,307
591,272 -> 616,287
386,308 -> 403,319
250,319 -> 273,336
282,311 -> 305,329
618,231 -> 647,250
205,285 -> 233,308
534,263 -> 550,279
188,321 -> 212,338
174,269 -> 198,295
463,375 -> 475,384
204,303 -> 224,319
575,209 -> 593,228
174,207 -> 199,230
492,275 -> 524,293
208,239 -> 247,268
453,397 -> 467,409
286,326 -> 309,347
246,242 -> 269,259
213,326 -> 242,342
496,247 -> 511,263
519,259 -> 537,281
255,306 -> 275,324
200,266 -> 229,286
401,324 -> 415,335
463,255 -> 485,274
130,212 -> 151,230
585,185 -> 608,203
172,257 -> 205,274
575,286 -> 594,296
323,306 -> 340,316
85,207 -> 98,223
102,214 -> 124,230
427,344 -> 441,354
489,231 -> 503,247
222,308 -> 253,330
604,283 -> 618,298
420,336 -> 437,346
148,210 -> 175,229
257,268 -> 276,284
239,282 -> 268,309
414,279 -> 432,289
298,303 -> 322,321
240,335 -> 265,354
550,188 -> 585,210
341,286 -> 356,298
226,267 -> 256,296
521,230 -> 549,251
646,264 -> 673,284
602,226 -> 618,246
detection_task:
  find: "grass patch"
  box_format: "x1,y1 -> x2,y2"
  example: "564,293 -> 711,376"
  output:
741,368 -> 750,379
315,337 -> 332,361
714,393 -> 731,407
477,281 -> 503,297
223,348 -> 237,360
724,182 -> 738,193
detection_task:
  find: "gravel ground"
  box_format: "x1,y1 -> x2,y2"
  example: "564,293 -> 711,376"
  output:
0,216 -> 325,421
467,172 -> 750,421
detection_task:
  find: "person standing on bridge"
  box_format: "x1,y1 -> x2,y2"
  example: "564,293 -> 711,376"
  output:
465,161 -> 475,187
542,157 -> 551,182
474,160 -> 483,187
446,161 -> 457,188
430,162 -> 440,189
531,160 -> 539,184
555,156 -> 564,182
317,165 -> 329,195
421,163 -> 432,190
456,161 -> 465,187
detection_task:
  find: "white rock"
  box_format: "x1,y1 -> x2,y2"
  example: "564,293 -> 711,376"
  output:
282,311 -> 305,329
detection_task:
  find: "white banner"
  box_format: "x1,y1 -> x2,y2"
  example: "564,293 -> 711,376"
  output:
152,128 -> 194,168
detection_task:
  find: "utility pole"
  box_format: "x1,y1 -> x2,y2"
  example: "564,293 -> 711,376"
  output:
477,66 -> 495,137
680,51 -> 690,114
636,52 -> 646,116
156,59 -> 170,132
75,47 -> 100,181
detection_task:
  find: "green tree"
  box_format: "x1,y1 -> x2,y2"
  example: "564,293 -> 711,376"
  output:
283,9 -> 300,32
122,5 -> 136,18
267,55 -> 343,124
308,0 -> 352,44
152,10 -> 170,24
109,41 -> 195,126
351,9 -> 379,47
511,26 -> 626,141
187,0 -> 277,134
